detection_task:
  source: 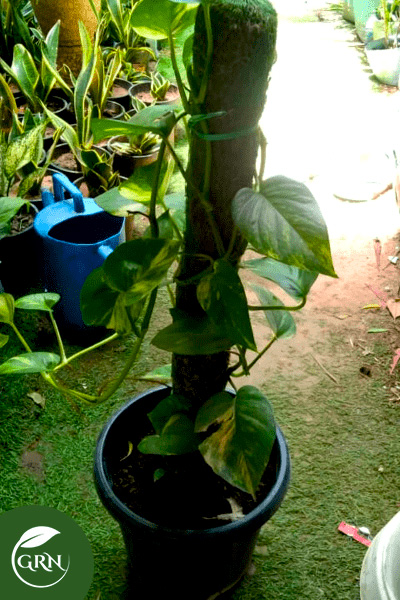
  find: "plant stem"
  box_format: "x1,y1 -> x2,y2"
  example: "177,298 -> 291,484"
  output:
168,28 -> 190,114
232,335 -> 277,377
49,311 -> 67,363
248,297 -> 307,311
97,288 -> 158,403
53,332 -> 119,372
10,323 -> 31,352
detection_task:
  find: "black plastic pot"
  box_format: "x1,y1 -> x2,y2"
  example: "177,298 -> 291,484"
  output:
0,203 -> 40,296
108,78 -> 133,110
107,135 -> 159,178
94,386 -> 291,600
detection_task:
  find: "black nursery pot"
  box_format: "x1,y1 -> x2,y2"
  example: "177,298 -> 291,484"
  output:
94,386 -> 291,600
0,203 -> 40,296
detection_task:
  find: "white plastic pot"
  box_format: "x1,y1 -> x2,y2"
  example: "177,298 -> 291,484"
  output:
366,43 -> 400,86
360,511 -> 400,600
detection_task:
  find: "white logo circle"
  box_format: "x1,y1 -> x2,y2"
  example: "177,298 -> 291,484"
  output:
11,526 -> 70,588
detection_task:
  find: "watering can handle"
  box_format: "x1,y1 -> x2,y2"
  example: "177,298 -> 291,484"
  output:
52,173 -> 85,213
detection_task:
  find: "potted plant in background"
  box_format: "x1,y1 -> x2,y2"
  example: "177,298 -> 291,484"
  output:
0,95 -> 47,296
0,0 -> 337,597
0,21 -> 70,117
365,0 -> 400,85
129,71 -> 180,105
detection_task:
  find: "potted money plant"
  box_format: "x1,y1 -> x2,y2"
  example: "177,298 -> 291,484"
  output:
0,0 -> 337,598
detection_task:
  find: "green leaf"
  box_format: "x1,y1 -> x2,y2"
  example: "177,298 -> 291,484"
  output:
0,293 -> 14,324
0,352 -> 60,375
5,125 -> 44,177
103,238 -> 180,302
9,44 -> 39,107
197,259 -> 256,351
368,328 -> 388,333
140,364 -> 172,382
251,284 -> 296,340
197,386 -> 276,496
147,393 -> 192,433
15,293 -> 60,312
194,391 -> 234,432
138,414 -> 199,455
94,186 -> 148,217
182,32 -> 194,68
119,150 -> 174,207
80,267 -> 143,334
0,197 -> 27,239
92,105 -> 176,140
131,0 -> 198,39
244,257 -> 318,301
0,333 -> 9,348
232,176 -> 337,277
152,309 -> 233,354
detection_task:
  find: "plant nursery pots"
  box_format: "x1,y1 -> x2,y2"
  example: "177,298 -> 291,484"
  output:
32,0 -> 101,76
129,82 -> 180,106
107,135 -> 160,178
366,40 -> 400,86
48,142 -> 82,181
94,386 -> 291,600
108,79 -> 133,110
0,203 -> 40,296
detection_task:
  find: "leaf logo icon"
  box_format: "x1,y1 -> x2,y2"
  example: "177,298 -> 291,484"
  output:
16,526 -> 60,549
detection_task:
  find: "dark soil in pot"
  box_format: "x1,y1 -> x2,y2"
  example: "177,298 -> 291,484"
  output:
48,143 -> 81,181
102,100 -> 125,120
129,82 -> 180,106
108,78 -> 133,110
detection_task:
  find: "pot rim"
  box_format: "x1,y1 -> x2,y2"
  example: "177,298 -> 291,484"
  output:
94,385 -> 291,538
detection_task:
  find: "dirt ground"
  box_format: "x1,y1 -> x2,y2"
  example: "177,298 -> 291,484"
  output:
241,1 -> 400,397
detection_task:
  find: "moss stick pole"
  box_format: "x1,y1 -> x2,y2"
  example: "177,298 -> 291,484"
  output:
172,0 -> 278,407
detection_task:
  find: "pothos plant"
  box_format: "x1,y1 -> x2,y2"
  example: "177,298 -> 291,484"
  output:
0,0 -> 337,498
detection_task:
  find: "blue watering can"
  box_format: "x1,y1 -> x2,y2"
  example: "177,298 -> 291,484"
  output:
34,173 -> 124,337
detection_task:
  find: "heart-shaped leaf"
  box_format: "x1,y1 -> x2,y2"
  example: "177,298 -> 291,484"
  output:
80,267 -> 143,334
243,257 -> 318,301
147,393 -> 192,434
0,293 -> 14,324
232,176 -> 337,277
138,414 -> 199,455
130,0 -> 198,40
91,105 -> 176,140
0,352 -> 60,374
17,526 -> 60,549
0,333 -> 9,348
197,259 -> 256,351
251,285 -> 296,340
15,293 -> 60,312
152,310 -> 233,354
196,386 -> 276,497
